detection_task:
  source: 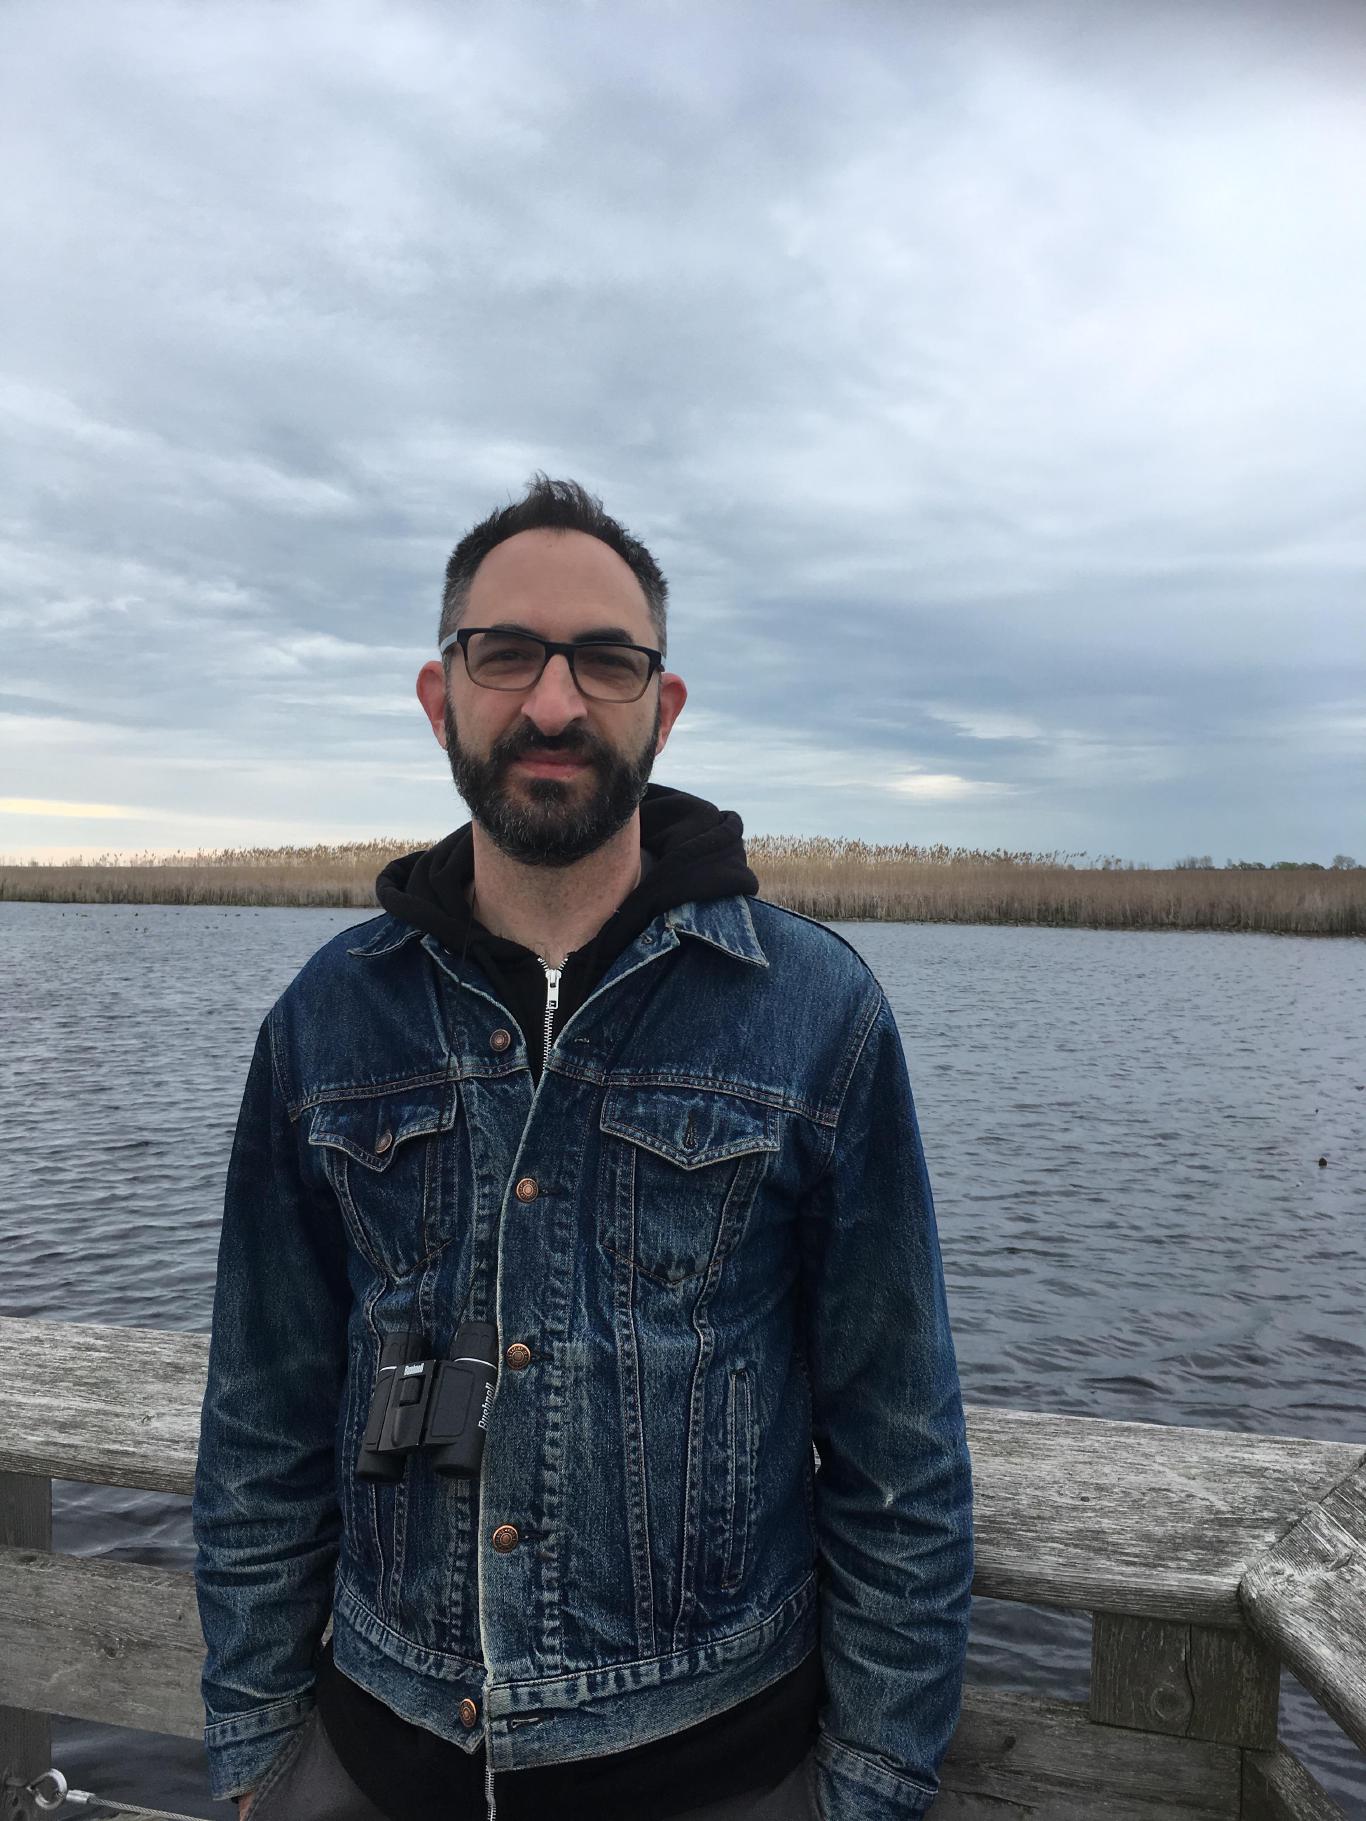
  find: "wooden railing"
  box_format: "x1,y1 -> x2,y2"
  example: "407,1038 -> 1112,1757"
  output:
1,1317 -> 1363,1818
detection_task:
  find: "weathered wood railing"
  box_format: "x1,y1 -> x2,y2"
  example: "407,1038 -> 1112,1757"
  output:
1,1317 -> 1363,1818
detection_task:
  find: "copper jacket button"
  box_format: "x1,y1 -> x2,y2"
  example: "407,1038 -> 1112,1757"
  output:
491,1523 -> 520,1554
514,1176 -> 539,1202
489,1029 -> 512,1052
374,1131 -> 393,1155
505,1343 -> 532,1371
458,1697 -> 479,1728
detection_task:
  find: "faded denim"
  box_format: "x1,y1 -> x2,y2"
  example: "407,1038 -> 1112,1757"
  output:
192,895 -> 974,1819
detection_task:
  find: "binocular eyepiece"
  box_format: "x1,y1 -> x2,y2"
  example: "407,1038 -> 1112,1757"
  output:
357,1321 -> 498,1481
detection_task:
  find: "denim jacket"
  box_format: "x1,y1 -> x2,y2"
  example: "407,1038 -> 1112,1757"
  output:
192,895 -> 973,1819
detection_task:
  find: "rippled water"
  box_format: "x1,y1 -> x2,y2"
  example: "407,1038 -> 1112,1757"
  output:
1,902 -> 1363,1816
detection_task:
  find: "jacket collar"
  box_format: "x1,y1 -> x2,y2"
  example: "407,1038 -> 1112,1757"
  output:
346,893 -> 768,970
347,918 -> 423,960
666,894 -> 768,968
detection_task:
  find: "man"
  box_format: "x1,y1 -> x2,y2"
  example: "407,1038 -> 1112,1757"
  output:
193,475 -> 973,1821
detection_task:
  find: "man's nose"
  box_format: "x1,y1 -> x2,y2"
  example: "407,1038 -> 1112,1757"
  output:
520,653 -> 589,736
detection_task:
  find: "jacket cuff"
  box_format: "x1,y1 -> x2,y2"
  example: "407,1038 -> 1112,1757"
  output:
203,1696 -> 313,1801
814,1733 -> 938,1820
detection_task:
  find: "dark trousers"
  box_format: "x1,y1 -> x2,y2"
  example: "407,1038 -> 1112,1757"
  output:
247,1709 -> 823,1820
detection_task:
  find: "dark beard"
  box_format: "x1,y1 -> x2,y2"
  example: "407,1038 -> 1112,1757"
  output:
443,699 -> 660,867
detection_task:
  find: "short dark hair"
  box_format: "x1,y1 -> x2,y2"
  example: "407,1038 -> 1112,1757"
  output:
440,473 -> 668,657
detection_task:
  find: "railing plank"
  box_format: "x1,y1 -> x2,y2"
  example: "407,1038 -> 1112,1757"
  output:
1243,1747 -> 1350,1821
931,1685 -> 1241,1818
0,1320 -> 204,1496
3,1319 -> 1362,1627
972,1405 -> 1365,1626
1241,1463 -> 1366,1755
0,1546 -> 202,1738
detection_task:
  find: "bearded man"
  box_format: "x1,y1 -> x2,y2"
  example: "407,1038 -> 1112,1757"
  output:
193,475 -> 974,1821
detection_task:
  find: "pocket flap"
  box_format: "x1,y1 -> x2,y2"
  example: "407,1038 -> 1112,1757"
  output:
308,1082 -> 458,1172
600,1084 -> 778,1170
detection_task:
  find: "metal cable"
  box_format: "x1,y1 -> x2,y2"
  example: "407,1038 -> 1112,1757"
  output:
4,1767 -> 208,1821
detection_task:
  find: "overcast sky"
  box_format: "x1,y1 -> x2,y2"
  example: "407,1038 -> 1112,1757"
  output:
3,0 -> 1363,865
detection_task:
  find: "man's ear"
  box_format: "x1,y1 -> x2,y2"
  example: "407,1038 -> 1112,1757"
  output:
416,661 -> 449,747
654,671 -> 687,755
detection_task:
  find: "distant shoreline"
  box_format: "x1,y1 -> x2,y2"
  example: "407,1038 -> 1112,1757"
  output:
2,839 -> 1361,935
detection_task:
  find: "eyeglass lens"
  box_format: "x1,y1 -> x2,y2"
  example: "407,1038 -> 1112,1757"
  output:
464,632 -> 652,700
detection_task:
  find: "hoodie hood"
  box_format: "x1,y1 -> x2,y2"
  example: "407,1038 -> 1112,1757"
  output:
375,784 -> 758,979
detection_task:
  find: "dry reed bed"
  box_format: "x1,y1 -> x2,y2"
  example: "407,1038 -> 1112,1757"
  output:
2,838 -> 1362,934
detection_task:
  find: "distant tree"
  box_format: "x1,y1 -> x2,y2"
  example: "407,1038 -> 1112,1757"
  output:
1271,860 -> 1323,870
1331,854 -> 1360,870
1226,859 -> 1266,870
1174,854 -> 1216,870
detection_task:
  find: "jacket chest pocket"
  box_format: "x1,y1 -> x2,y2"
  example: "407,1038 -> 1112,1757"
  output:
308,1082 -> 462,1280
599,1084 -> 780,1285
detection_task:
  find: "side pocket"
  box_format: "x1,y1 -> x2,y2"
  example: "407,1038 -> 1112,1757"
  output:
721,1366 -> 755,1590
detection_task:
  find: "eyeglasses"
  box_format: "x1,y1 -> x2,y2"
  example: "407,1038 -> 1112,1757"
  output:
439,628 -> 663,703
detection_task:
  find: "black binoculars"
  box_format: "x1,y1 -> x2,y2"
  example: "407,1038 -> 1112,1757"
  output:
357,1322 -> 498,1481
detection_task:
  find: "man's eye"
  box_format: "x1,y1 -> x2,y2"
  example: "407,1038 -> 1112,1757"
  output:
579,646 -> 647,677
478,641 -> 539,667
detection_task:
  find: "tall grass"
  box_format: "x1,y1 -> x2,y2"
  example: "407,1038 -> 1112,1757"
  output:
2,838 -> 1362,934
0,843 -> 407,910
747,837 -> 1364,935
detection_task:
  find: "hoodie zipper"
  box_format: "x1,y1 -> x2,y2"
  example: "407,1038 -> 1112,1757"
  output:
539,959 -> 562,1065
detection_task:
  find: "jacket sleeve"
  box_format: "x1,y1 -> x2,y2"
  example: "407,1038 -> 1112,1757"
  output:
191,1011 -> 352,1800
800,986 -> 974,1821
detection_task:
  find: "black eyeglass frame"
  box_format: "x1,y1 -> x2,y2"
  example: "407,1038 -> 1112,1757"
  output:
438,627 -> 664,702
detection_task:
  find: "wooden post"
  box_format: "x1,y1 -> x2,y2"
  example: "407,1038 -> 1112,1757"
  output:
0,1470 -> 52,1816
1091,1614 -> 1279,1750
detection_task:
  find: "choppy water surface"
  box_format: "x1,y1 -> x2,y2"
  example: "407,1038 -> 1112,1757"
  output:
1,902 -> 1363,1816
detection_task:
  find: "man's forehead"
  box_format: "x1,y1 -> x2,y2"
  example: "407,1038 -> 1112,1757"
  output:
468,528 -> 648,610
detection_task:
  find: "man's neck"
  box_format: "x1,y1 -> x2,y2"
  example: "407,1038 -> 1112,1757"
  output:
467,812 -> 644,968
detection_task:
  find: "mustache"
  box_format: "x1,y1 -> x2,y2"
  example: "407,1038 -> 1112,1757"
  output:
490,724 -> 607,764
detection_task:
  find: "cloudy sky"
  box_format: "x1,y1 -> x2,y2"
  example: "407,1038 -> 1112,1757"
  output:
3,0 -> 1363,865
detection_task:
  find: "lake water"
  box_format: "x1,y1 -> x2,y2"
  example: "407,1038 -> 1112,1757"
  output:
1,900 -> 1363,1817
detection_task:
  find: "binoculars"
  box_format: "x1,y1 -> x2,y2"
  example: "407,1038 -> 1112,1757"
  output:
357,1322 -> 498,1481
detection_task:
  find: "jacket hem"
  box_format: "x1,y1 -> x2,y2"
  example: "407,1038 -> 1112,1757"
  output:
330,1570 -> 819,1770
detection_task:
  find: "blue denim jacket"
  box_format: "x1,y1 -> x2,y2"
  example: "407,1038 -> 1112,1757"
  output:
192,895 -> 973,1818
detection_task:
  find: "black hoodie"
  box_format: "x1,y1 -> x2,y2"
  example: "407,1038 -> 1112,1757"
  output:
375,784 -> 759,1079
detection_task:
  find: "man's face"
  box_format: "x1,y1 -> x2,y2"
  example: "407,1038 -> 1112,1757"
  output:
416,528 -> 686,867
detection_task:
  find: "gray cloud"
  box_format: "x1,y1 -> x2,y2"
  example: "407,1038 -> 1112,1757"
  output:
2,0 -> 1363,863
